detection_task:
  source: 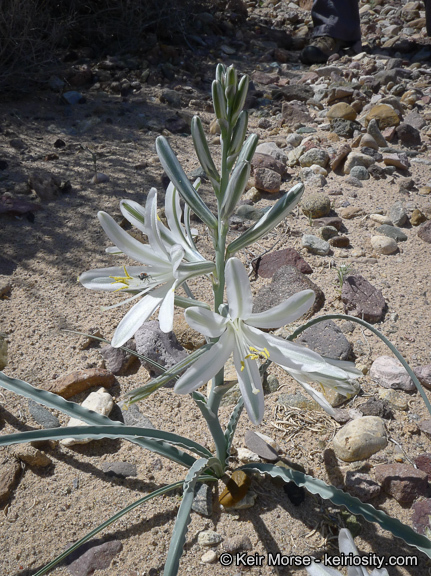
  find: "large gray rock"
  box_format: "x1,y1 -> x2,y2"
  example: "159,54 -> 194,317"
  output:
134,320 -> 187,386
333,416 -> 388,462
296,319 -> 352,361
253,265 -> 325,324
370,356 -> 416,392
341,275 -> 386,323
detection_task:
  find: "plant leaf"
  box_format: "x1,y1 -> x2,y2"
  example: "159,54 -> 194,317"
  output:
156,136 -> 217,231
239,463 -> 431,559
164,458 -> 214,576
191,116 -> 220,184
224,397 -> 244,468
33,481 -> 185,576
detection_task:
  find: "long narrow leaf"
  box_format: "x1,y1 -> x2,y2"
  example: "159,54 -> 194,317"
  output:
163,458 -> 213,576
224,397 -> 244,468
156,136 -> 217,231
191,116 -> 220,183
33,481 -> 184,576
239,463 -> 431,559
0,372 -> 196,468
0,425 -> 213,460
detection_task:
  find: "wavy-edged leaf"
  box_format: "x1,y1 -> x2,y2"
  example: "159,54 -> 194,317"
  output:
227,183 -> 304,255
156,136 -> 217,231
164,458 -> 217,576
33,481 -> 185,576
239,463 -> 431,559
0,424 -> 213,460
0,372 -> 196,468
224,397 -> 244,468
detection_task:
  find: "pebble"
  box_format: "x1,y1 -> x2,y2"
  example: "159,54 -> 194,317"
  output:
327,102 -> 357,121
370,235 -> 398,255
341,275 -> 386,323
412,499 -> 431,535
28,399 -> 60,428
344,152 -> 375,174
378,389 -> 409,411
44,368 -> 115,399
198,531 -> 223,547
201,550 -> 218,564
254,248 -> 312,277
253,265 -> 325,321
349,165 -> 369,180
219,471 -> 251,508
375,224 -> 407,242
396,123 -> 421,146
0,461 -> 21,505
118,401 -> 154,428
99,339 -> 138,375
344,470 -> 381,502
12,445 -> 52,468
251,153 -> 286,176
332,416 -> 388,462
388,201 -> 408,227
418,220 -> 431,244
365,104 -> 400,129
237,447 -> 261,463
367,119 -> 387,147
254,167 -> 281,193
382,153 -> 409,170
339,206 -> 364,219
244,430 -> 279,461
296,319 -> 352,361
299,148 -> 329,168
329,235 -> 350,248
373,463 -> 428,504
224,491 -> 257,510
319,226 -> 338,240
61,388 -> 114,446
410,209 -> 426,226
360,133 -> 379,150
223,535 -> 252,552
370,214 -> 393,225
370,356 -> 416,392
65,540 -> 122,576
101,462 -> 137,478
413,365 -> 431,389
192,483 -> 213,517
302,234 -> 330,256
277,392 -> 320,411
300,192 -> 331,218
255,142 -> 287,165
359,397 -> 393,419
90,172 -> 110,184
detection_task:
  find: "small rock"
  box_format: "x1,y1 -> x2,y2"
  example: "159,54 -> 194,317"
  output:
332,416 -> 388,462
344,152 -> 375,174
330,118 -> 361,139
0,461 -> 22,505
375,225 -> 407,242
373,463 -> 428,504
396,123 -> 421,147
61,388 -> 114,446
254,248 -> 312,277
44,368 -> 115,399
360,133 -> 379,150
254,167 -> 281,193
301,192 -> 331,218
282,101 -> 313,126
66,540 -> 122,576
28,399 -> 60,429
319,226 -> 338,241
382,153 -> 409,171
412,499 -> 431,535
370,235 -> 398,255
252,153 -> 286,176
255,142 -> 287,165
414,454 -> 431,478
277,392 -> 320,411
367,119 -> 387,147
118,401 -> 154,428
359,398 -> 393,419
345,176 -> 363,188
299,148 -> 329,168
101,462 -> 137,478
237,447 -> 261,463
388,201 -> 408,227
244,430 -> 278,461
78,327 -> 103,350
302,234 -> 330,256
329,235 -> 350,248
327,103 -> 357,121
370,356 -> 416,392
12,445 -> 52,468
90,173 -> 110,184
341,275 -> 386,323
99,340 -> 138,375
224,491 -> 257,510
296,319 -> 352,361
365,104 -> 400,129
201,550 -> 218,564
413,365 -> 431,389
223,535 -> 252,553
418,220 -> 431,244
312,216 -> 343,230
135,320 -> 187,386
410,209 -> 426,226
192,483 -> 213,517
344,471 -> 381,502
370,214 -> 393,225
378,389 -> 408,411
330,143 -> 351,171
253,265 -> 325,322
198,531 -> 223,547
350,166 -> 370,180
62,91 -> 85,105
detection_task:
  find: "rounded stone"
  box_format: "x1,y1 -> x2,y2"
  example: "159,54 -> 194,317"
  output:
302,234 -> 330,256
329,235 -> 350,248
201,550 -> 218,564
198,531 -> 223,547
301,193 -> 331,218
333,416 -> 388,462
350,165 -> 370,180
371,235 -> 398,255
365,104 -> 400,129
319,226 -> 338,240
410,209 -> 426,226
299,148 -> 330,168
327,102 -> 357,121
360,133 -> 379,150
344,152 -> 375,174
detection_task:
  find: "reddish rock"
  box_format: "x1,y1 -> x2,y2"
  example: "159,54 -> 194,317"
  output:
251,153 -> 286,176
251,71 -> 279,85
373,463 -> 428,504
341,275 -> 386,323
414,454 -> 431,478
44,368 -> 115,399
281,101 -> 313,126
330,144 -> 351,171
0,461 -> 22,505
414,365 -> 431,389
254,167 -> 281,193
418,220 -> 431,244
412,499 -> 431,535
253,248 -> 312,277
344,471 -> 381,502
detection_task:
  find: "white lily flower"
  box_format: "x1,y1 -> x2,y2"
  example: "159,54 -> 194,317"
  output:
174,258 -> 361,425
80,187 -> 215,347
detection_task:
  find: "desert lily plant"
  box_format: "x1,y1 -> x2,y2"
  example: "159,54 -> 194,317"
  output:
1,64 -> 431,576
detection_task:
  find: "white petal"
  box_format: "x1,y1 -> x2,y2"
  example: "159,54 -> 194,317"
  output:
111,284 -> 169,347
174,330 -> 234,394
169,244 -> 185,276
306,562 -> 342,576
120,199 -> 147,233
247,290 -> 315,329
158,281 -> 177,332
98,212 -> 165,266
233,342 -> 264,425
185,308 -> 228,338
80,266 -> 147,291
145,189 -> 168,258
225,258 -> 252,319
322,357 -> 363,378
288,371 -> 336,416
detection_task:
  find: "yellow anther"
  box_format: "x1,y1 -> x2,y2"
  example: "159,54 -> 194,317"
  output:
109,266 -> 134,291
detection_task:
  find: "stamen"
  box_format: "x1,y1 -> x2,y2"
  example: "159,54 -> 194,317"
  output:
109,266 -> 134,291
